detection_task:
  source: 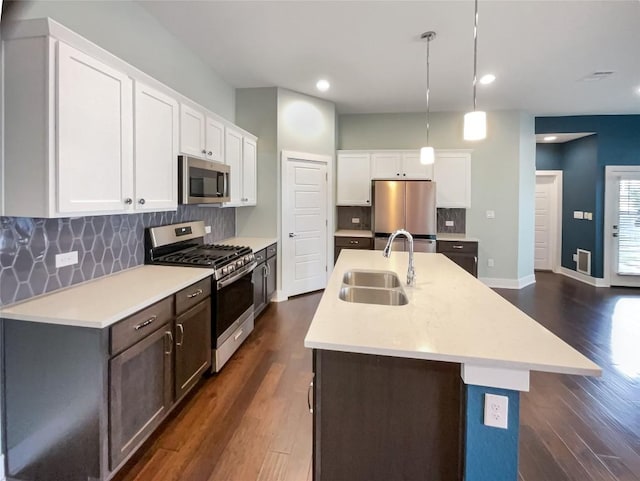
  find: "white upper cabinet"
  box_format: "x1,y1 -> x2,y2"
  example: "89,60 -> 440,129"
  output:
179,104 -> 226,162
371,151 -> 432,180
337,152 -> 371,206
205,117 -> 225,163
56,42 -> 133,214
402,152 -> 433,180
242,137 -> 257,205
133,81 -> 179,212
223,127 -> 257,207
371,152 -> 402,179
1,19 -> 257,217
179,104 -> 206,158
433,151 -> 471,208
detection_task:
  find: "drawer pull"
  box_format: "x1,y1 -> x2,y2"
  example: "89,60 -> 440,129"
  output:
349,240 -> 359,245
452,245 -> 464,249
307,379 -> 314,413
134,315 -> 157,330
176,323 -> 184,346
165,330 -> 174,355
187,288 -> 203,299
234,329 -> 244,341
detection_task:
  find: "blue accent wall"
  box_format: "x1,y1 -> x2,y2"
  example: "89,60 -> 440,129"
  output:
536,143 -> 563,171
536,115 -> 640,278
464,385 -> 520,481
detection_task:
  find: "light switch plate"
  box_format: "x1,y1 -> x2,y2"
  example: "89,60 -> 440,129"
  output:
205,225 -> 212,234
585,212 -> 593,221
573,211 -> 584,219
487,258 -> 495,267
486,210 -> 495,219
445,220 -> 454,227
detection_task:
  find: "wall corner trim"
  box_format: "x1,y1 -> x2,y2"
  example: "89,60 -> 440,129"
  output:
480,275 -> 536,290
0,453 -> 5,481
559,267 -> 608,287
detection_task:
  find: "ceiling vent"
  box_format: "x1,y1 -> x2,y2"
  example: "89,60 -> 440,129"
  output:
580,71 -> 615,82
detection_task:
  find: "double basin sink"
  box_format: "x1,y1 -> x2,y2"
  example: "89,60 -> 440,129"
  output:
339,270 -> 408,306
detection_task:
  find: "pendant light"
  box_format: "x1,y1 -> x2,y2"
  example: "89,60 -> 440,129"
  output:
464,0 -> 487,141
420,31 -> 436,165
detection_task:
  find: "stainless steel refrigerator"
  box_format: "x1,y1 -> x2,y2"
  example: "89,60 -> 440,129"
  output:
373,180 -> 437,252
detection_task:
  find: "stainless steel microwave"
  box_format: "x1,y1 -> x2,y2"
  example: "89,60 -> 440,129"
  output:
178,155 -> 230,204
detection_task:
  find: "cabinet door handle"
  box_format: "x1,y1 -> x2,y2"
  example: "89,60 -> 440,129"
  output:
366,200 -> 370,204
289,233 -> 296,238
201,149 -> 207,155
263,264 -> 268,278
452,245 -> 464,249
138,198 -> 146,205
187,288 -> 203,298
396,173 -> 400,176
124,197 -> 133,205
207,151 -> 213,156
134,315 -> 157,330
307,379 -> 314,413
176,323 -> 184,346
234,329 -> 244,341
164,330 -> 174,355
349,240 -> 359,245
403,173 -> 406,176
266,263 -> 271,276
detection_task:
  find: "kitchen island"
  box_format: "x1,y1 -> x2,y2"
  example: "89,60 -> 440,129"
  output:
304,250 -> 600,481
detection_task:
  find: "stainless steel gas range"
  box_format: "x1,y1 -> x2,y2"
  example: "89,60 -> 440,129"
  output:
145,221 -> 256,372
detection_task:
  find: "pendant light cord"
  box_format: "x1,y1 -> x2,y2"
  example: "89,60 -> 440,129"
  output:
472,0 -> 479,111
426,35 -> 431,145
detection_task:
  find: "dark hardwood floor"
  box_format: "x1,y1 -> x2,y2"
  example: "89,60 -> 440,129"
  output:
114,272 -> 640,481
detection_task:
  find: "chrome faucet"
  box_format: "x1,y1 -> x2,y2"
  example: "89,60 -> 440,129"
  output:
382,229 -> 415,286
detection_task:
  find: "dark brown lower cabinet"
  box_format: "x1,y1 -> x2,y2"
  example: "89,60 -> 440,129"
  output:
254,243 -> 278,318
175,300 -> 212,401
334,236 -> 373,264
313,349 -> 463,481
436,240 -> 479,277
109,324 -> 174,469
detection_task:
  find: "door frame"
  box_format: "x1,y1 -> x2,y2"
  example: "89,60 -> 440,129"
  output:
280,150 -> 334,298
604,165 -> 640,287
535,171 -> 563,273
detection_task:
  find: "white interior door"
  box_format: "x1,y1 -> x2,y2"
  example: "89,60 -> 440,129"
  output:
608,171 -> 640,287
535,177 -> 553,270
284,159 -> 328,296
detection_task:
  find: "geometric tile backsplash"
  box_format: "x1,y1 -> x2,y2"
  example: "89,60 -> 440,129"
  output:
0,205 -> 235,307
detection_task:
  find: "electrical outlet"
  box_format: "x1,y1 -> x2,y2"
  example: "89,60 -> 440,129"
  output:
484,393 -> 509,429
486,210 -> 495,219
487,258 -> 495,267
204,225 -> 212,234
573,211 -> 584,219
55,251 -> 78,268
351,217 -> 360,224
445,220 -> 454,227
573,253 -> 578,262
585,212 -> 593,221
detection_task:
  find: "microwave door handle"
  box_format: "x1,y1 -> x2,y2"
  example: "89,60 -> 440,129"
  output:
224,172 -> 228,199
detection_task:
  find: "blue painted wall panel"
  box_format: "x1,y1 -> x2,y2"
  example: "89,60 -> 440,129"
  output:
536,143 -> 563,171
535,115 -> 640,278
464,385 -> 520,481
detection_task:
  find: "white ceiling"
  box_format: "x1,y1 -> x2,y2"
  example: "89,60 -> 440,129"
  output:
140,0 -> 640,115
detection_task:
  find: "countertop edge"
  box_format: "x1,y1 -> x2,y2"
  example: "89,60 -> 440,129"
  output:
303,339 -> 602,377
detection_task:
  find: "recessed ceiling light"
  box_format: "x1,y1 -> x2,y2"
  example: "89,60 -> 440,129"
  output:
316,79 -> 330,92
479,74 -> 496,85
544,136 -> 558,142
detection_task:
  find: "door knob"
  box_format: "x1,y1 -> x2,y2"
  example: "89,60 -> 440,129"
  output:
289,233 -> 296,238
613,233 -> 619,237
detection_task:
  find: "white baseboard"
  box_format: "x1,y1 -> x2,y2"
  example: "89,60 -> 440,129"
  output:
559,267 -> 608,287
0,453 -> 5,481
271,290 -> 288,302
480,275 -> 536,289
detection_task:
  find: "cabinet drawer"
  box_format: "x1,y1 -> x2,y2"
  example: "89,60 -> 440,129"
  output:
111,296 -> 174,355
266,243 -> 277,259
436,240 -> 478,254
176,278 -> 212,315
254,248 -> 267,263
335,237 -> 373,249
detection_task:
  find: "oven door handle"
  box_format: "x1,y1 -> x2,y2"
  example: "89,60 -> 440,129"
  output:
217,261 -> 257,290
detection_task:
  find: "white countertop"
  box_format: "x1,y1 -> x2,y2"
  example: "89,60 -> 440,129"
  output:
304,250 -> 600,378
437,233 -> 480,242
222,236 -> 278,252
335,230 -> 374,238
0,265 -> 214,329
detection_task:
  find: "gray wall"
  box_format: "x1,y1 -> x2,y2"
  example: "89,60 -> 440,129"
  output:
2,0 -> 235,120
339,111 -> 536,281
517,114 -> 536,279
235,88 -> 336,293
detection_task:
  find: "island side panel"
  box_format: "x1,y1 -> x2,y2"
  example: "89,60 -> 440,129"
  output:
313,349 -> 463,481
3,319 -> 109,481
463,385 -> 520,481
